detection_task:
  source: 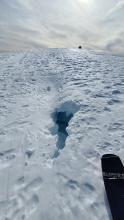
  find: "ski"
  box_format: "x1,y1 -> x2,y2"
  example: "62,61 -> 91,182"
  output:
101,154 -> 124,220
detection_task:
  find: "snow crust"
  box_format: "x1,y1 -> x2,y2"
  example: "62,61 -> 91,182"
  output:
0,48 -> 124,220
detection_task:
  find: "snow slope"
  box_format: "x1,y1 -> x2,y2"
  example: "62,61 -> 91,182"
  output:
0,48 -> 124,220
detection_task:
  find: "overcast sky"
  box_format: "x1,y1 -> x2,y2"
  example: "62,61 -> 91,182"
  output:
0,0 -> 124,53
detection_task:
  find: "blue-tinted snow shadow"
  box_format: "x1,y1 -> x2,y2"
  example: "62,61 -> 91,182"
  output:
52,111 -> 73,158
51,101 -> 80,158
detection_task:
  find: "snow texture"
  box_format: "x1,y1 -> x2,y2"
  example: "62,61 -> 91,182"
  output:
0,48 -> 124,220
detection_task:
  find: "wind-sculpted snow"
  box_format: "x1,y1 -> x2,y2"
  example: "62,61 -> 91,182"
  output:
0,49 -> 124,220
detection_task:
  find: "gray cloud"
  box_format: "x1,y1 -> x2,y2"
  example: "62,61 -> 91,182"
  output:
105,1 -> 124,18
0,0 -> 124,53
104,32 -> 124,54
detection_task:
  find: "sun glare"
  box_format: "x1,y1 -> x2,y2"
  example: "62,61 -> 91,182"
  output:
78,0 -> 88,2
78,0 -> 93,4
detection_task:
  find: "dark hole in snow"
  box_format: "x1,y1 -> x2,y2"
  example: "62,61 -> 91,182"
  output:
51,101 -> 80,158
56,112 -> 73,135
52,111 -> 73,158
47,86 -> 51,91
25,149 -> 34,159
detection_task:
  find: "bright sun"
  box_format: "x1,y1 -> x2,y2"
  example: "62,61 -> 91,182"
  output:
78,0 -> 92,4
78,0 -> 88,2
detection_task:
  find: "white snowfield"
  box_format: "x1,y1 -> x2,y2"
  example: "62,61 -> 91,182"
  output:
0,48 -> 124,220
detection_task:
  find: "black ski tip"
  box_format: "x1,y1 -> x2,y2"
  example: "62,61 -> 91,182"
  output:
102,154 -> 124,174
101,154 -> 124,220
102,154 -> 118,159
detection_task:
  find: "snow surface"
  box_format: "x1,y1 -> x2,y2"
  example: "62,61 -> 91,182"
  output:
0,48 -> 124,220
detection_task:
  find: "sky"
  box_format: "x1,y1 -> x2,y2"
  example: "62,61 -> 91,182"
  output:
0,0 -> 124,53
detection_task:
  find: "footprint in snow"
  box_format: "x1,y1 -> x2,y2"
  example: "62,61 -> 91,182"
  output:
3,177 -> 43,220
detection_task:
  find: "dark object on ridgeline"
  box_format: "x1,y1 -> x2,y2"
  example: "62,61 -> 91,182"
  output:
78,45 -> 82,49
101,154 -> 124,220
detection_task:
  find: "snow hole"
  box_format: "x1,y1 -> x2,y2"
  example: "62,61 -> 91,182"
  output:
52,101 -> 80,158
